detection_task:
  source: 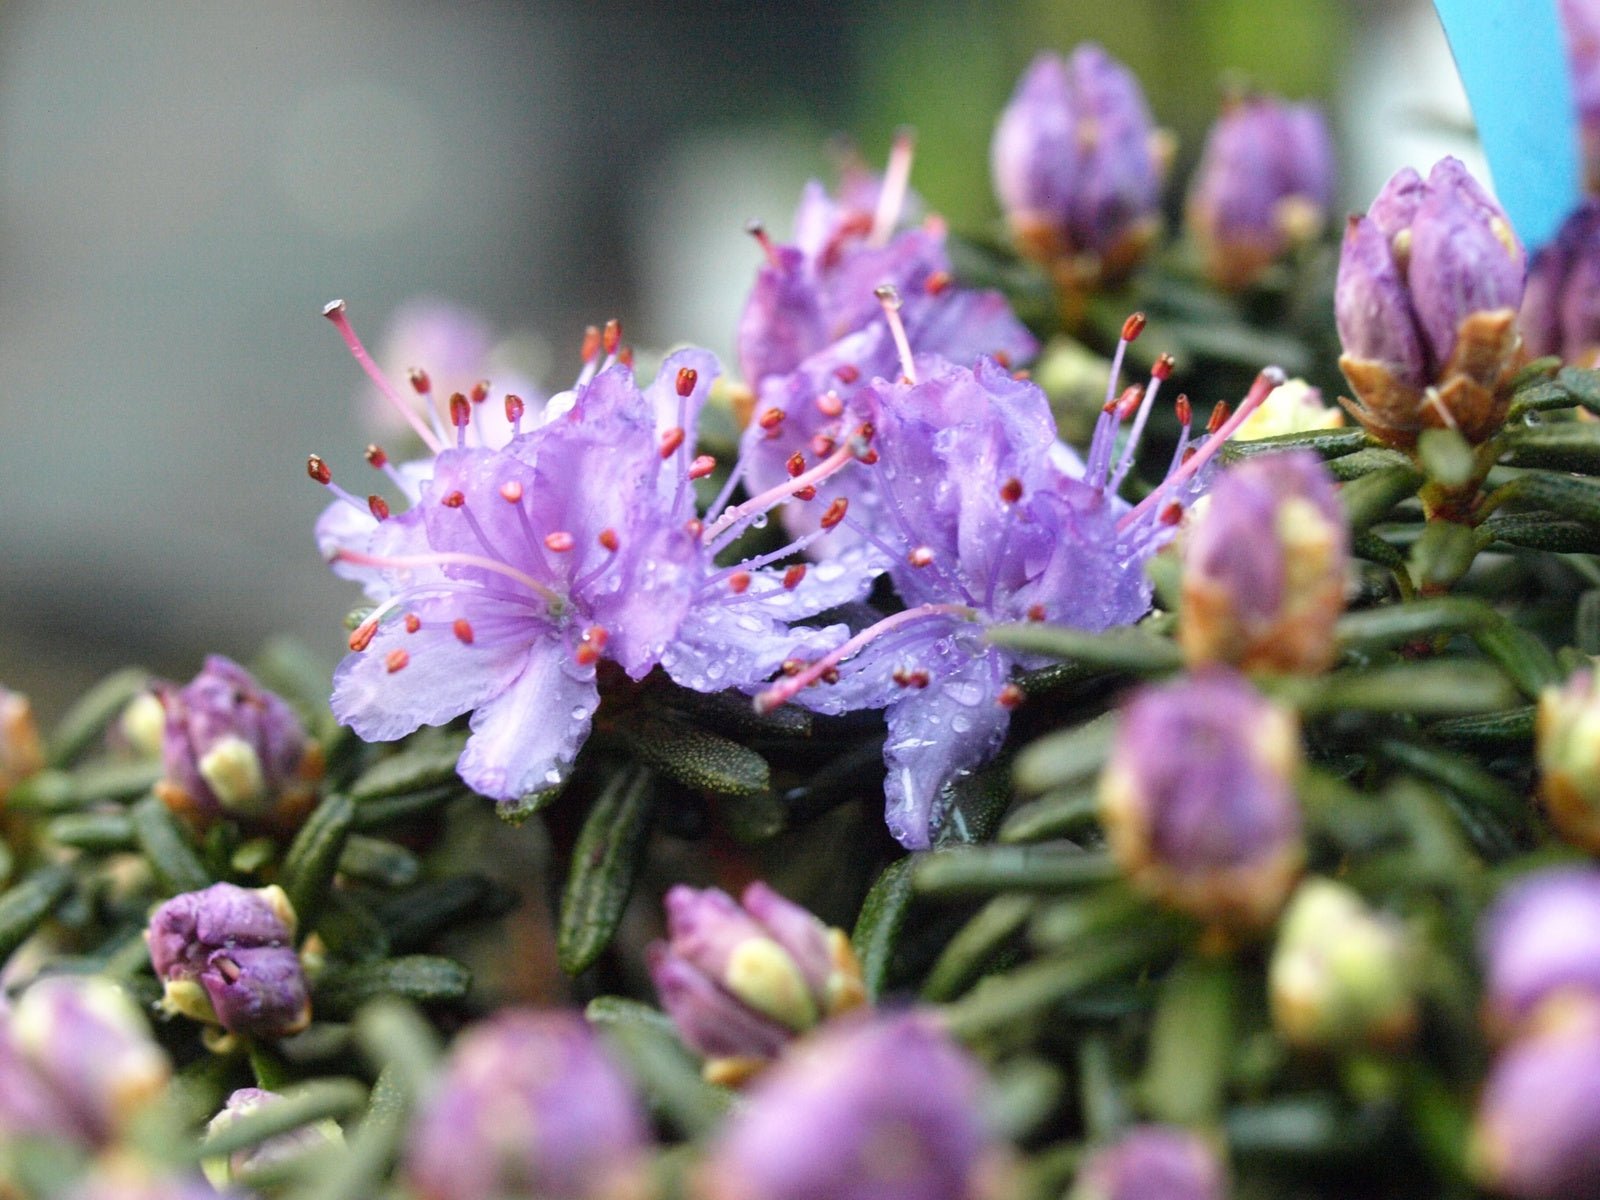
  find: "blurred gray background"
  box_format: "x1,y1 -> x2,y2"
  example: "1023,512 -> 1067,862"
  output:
0,0 -> 1480,715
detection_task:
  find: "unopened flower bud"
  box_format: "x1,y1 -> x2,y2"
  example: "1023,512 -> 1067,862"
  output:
405,1011 -> 650,1200
1480,867 -> 1600,1038
154,655 -> 323,831
1472,1022 -> 1600,1200
1521,199 -> 1600,366
6,976 -> 170,1146
1536,670 -> 1600,852
118,691 -> 167,758
1179,451 -> 1348,675
1070,1125 -> 1226,1200
146,883 -> 310,1038
1337,157 -> 1526,447
1234,378 -> 1344,442
203,1087 -> 345,1188
1562,0 -> 1600,195
700,1012 -> 998,1200
0,685 -> 44,803
1269,877 -> 1417,1049
992,46 -> 1164,291
1100,670 -> 1303,930
649,882 -> 867,1085
1186,92 -> 1334,290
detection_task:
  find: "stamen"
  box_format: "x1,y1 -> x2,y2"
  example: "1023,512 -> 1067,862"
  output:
409,368 -> 431,396
786,452 -> 806,477
999,478 -> 1023,505
676,367 -> 698,397
924,269 -> 952,296
811,434 -> 837,457
908,545 -> 935,568
703,433 -> 871,545
833,365 -> 860,386
470,380 -> 490,404
581,325 -> 601,363
1160,502 -> 1184,525
1108,359 -> 1172,493
728,571 -> 752,594
307,455 -> 332,485
746,219 -> 783,269
997,683 -> 1024,710
820,496 -> 849,529
818,391 -> 845,417
598,528 -> 620,552
1122,312 -> 1147,342
869,126 -> 916,246
574,624 -> 609,666
794,485 -> 817,502
365,445 -> 388,468
759,407 -> 785,431
441,491 -> 465,508
385,649 -> 409,673
545,531 -> 575,553
506,394 -> 525,434
1207,402 -> 1231,434
404,613 -> 421,633
322,301 -> 443,452
333,547 -> 563,606
603,319 -> 622,357
449,393 -> 471,447
453,618 -> 475,644
660,427 -> 686,458
368,495 -> 391,521
1175,394 -> 1192,427
783,564 -> 806,589
349,621 -> 378,652
688,455 -> 717,480
874,285 -> 917,383
1026,604 -> 1047,622
500,481 -> 524,503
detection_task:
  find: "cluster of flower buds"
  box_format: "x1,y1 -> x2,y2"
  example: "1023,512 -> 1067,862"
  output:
153,656 -> 323,833
1269,877 -> 1417,1049
1099,669 -> 1304,932
1535,669 -> 1600,851
405,1011 -> 650,1200
1186,91 -> 1335,290
1521,199 -> 1600,366
1069,1125 -> 1226,1200
991,45 -> 1166,296
1335,157 -> 1527,447
1179,451 -> 1348,675
146,882 -> 310,1039
699,1011 -> 999,1200
0,976 -> 170,1150
202,1087 -> 345,1188
648,882 -> 866,1085
0,684 -> 44,804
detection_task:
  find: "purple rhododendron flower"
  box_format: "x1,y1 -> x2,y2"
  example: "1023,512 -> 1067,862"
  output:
1071,1125 -> 1227,1200
1522,199 -> 1600,365
1473,1021 -> 1600,1200
1480,866 -> 1600,1034
754,314 -> 1284,848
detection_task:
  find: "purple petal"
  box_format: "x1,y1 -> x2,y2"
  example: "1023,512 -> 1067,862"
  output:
647,945 -> 793,1061
456,634 -> 598,800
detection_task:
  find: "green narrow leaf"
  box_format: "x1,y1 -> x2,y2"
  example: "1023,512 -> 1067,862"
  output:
1428,706 -> 1536,746
1000,786 -> 1100,845
1334,598 -> 1495,650
372,875 -> 516,954
348,732 -> 469,801
45,810 -> 136,852
1376,739 -> 1528,829
353,999 -> 441,1101
285,1067 -> 407,1200
1470,619 -> 1563,698
1417,428 -> 1476,488
586,996 -> 733,1138
1012,712 -> 1117,795
1501,420 -> 1600,472
46,667 -> 150,767
986,623 -> 1183,673
1221,426 -> 1370,462
1327,448 -> 1415,482
1579,590 -> 1600,655
1339,464 -> 1424,534
1303,663 -> 1519,717
851,857 -> 917,1001
336,835 -> 420,889
922,894 -> 1037,1002
1479,514 -> 1600,553
313,956 -> 471,1019
1140,958 -> 1238,1124
130,796 -> 213,894
195,1079 -> 366,1161
1507,472 -> 1600,526
557,764 -> 656,975
1559,365 -> 1600,411
914,846 -> 1118,896
622,719 -> 769,796
351,783 -> 461,830
1408,520 -> 1479,591
0,867 -> 72,962
281,794 -> 356,922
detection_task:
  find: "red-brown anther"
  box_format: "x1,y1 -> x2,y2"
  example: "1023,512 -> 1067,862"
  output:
781,658 -> 805,677
581,325 -> 601,363
597,528 -> 620,552
1207,401 -> 1231,434
365,444 -> 388,468
1012,369 -> 1032,381
676,366 -> 698,397
759,407 -> 785,430
821,496 -> 849,528
499,480 -> 524,503
584,626 -> 609,650
820,666 -> 840,684
997,683 -> 1024,710
1117,386 -> 1143,420
858,422 -> 876,441
684,518 -> 703,537
545,531 -> 575,553
907,668 -> 930,689
449,393 -> 471,428
858,447 -> 880,465
441,490 -> 466,508
505,394 -> 525,425
602,318 -> 621,356
1181,446 -> 1197,465
1000,477 -> 1024,504
470,379 -> 490,404
811,435 -> 837,457
1152,353 -> 1175,381
728,571 -> 752,594
349,621 -> 378,652
1122,311 -> 1148,342
786,451 -> 807,477
368,494 -> 391,521
794,485 -> 818,501
909,545 -> 935,568
660,427 -> 686,458
924,269 -> 952,295
404,613 -> 421,633
574,643 -> 601,667
994,350 -> 1013,369
1160,502 -> 1184,526
1026,604 -> 1047,622
408,367 -> 431,395
892,667 -> 910,687
688,454 -> 717,480
307,455 -> 332,485
834,364 -> 860,385
385,648 -> 410,674
618,346 -> 634,369
783,564 -> 807,589
818,391 -> 845,417
453,618 -> 475,644
1175,394 -> 1192,426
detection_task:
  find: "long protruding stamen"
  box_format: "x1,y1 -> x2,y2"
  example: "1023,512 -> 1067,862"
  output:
323,301 -> 443,453
746,219 -> 784,270
754,602 -> 972,713
703,431 -> 870,545
333,547 -> 563,606
1163,395 -> 1194,479
1118,367 -> 1284,531
875,285 -> 917,383
705,455 -> 749,524
1107,354 -> 1174,493
869,127 -> 916,246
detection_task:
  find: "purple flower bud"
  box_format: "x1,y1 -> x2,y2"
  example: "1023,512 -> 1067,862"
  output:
701,1011 -> 997,1200
405,1010 -> 650,1200
650,882 -> 867,1084
146,883 -> 310,1038
5,976 -> 170,1147
1536,670 -> 1600,852
1521,200 -> 1600,365
1179,451 -> 1348,675
1472,1022 -> 1600,1199
1070,1126 -> 1226,1200
1480,867 -> 1600,1036
992,46 -> 1163,285
1335,215 -> 1428,389
1100,669 -> 1303,929
203,1087 -> 345,1188
1186,93 -> 1335,289
0,684 -> 44,802
155,656 -> 322,830
1562,0 -> 1600,194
